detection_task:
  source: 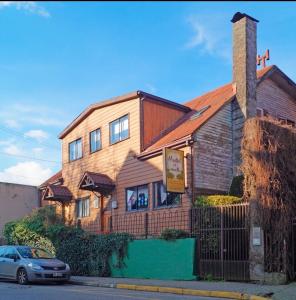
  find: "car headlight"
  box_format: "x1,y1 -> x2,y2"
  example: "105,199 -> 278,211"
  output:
65,263 -> 70,270
27,262 -> 43,271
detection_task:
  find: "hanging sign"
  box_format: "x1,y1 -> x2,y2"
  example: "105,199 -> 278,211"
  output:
163,148 -> 185,193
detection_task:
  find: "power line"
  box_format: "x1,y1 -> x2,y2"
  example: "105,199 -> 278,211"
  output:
0,126 -> 61,151
0,151 -> 61,164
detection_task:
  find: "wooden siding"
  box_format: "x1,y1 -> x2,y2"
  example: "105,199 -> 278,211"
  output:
257,78 -> 296,122
193,103 -> 233,194
59,96 -> 191,232
142,98 -> 186,150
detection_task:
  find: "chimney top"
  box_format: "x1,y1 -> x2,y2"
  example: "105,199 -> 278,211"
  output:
231,12 -> 259,23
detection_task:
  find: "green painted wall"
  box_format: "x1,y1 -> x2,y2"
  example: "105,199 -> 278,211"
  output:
111,238 -> 197,280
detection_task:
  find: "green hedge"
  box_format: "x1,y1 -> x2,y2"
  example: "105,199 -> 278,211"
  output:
194,195 -> 242,207
3,206 -> 132,276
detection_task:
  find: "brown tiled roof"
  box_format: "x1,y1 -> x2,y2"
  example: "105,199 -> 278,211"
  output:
39,170 -> 62,188
142,66 -> 275,154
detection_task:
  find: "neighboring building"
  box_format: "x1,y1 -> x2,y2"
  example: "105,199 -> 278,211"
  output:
40,12 -> 296,235
0,182 -> 39,242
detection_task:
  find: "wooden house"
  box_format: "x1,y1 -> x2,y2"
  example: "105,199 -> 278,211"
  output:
40,12 -> 296,236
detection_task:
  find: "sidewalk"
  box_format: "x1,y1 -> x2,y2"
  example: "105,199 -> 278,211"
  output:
69,276 -> 296,300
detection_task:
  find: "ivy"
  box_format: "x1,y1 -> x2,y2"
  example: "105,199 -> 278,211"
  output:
3,206 -> 133,276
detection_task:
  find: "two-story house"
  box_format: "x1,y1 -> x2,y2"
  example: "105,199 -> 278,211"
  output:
40,12 -> 296,235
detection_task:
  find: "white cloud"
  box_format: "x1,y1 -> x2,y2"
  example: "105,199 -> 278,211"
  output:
4,119 -> 20,129
0,1 -> 50,18
185,14 -> 231,61
24,129 -> 49,142
0,161 -> 53,186
3,144 -> 22,156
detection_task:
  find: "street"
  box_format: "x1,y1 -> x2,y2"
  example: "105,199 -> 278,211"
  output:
0,281 -> 228,300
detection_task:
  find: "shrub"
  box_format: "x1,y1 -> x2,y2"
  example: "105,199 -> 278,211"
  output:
160,228 -> 189,240
3,206 -> 133,276
194,195 -> 242,207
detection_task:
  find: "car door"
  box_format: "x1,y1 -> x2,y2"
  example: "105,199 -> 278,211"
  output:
2,247 -> 19,278
0,247 -> 6,277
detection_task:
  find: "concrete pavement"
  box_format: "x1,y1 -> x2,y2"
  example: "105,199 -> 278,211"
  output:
70,276 -> 296,300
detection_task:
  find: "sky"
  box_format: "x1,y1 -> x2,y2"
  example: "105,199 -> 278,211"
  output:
0,1 -> 296,186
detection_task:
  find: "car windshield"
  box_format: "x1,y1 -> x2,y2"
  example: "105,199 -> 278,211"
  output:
17,247 -> 54,259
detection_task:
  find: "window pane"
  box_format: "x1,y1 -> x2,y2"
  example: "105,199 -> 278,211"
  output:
76,139 -> 82,159
137,185 -> 148,209
90,131 -> 96,152
111,120 -> 120,144
120,116 -> 129,140
167,192 -> 181,206
90,130 -> 101,152
154,181 -> 181,207
85,198 -> 90,216
126,187 -> 137,211
69,142 -> 75,161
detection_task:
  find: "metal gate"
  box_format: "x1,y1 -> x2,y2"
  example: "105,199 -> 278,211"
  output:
292,218 -> 296,280
192,203 -> 250,281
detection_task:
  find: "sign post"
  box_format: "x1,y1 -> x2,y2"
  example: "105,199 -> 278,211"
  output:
163,148 -> 185,193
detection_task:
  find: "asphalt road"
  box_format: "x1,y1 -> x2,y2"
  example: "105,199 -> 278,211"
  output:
0,280 -> 229,300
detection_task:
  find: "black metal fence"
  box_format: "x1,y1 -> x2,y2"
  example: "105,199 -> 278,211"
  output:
93,204 -> 251,281
110,209 -> 191,239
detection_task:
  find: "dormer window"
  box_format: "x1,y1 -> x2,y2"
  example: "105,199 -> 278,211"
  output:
110,114 -> 129,145
69,138 -> 82,161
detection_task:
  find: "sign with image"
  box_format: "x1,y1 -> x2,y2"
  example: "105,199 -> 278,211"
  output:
163,148 -> 185,193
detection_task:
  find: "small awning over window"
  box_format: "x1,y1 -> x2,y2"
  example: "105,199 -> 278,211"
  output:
78,171 -> 115,195
42,184 -> 72,202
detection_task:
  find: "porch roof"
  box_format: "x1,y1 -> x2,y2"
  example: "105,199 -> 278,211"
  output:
42,184 -> 72,202
78,171 -> 115,195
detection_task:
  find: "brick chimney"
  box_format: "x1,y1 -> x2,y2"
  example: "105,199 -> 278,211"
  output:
231,12 -> 259,176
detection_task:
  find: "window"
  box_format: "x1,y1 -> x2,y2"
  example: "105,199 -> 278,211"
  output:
126,185 -> 148,211
93,195 -> 99,209
69,138 -> 82,161
0,247 -> 6,257
90,128 -> 102,153
110,115 -> 129,145
76,197 -> 90,218
153,181 -> 181,208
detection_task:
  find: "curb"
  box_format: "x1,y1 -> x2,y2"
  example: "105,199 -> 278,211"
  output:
69,280 -> 270,300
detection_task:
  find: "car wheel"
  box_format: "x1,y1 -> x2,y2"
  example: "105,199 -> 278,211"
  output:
17,268 -> 29,285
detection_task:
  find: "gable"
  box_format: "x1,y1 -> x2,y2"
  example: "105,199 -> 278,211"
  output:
257,78 -> 296,122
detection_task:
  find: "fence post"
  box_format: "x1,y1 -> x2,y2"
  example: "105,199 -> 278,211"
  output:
109,216 -> 113,233
189,208 -> 193,236
144,213 -> 149,239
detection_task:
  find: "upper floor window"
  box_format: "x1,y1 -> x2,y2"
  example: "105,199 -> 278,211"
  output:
153,181 -> 181,208
76,197 -> 90,218
69,138 -> 82,161
90,128 -> 102,153
126,184 -> 149,211
110,115 -> 129,145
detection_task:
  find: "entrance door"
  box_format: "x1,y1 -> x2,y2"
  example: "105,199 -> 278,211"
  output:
100,196 -> 111,233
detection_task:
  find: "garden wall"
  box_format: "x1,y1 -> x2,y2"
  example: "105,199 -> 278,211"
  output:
111,238 -> 197,280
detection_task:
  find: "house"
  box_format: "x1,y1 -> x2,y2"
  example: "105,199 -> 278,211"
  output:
0,182 -> 39,243
40,12 -> 296,236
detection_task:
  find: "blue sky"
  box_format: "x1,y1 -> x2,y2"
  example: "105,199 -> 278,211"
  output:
0,1 -> 296,185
